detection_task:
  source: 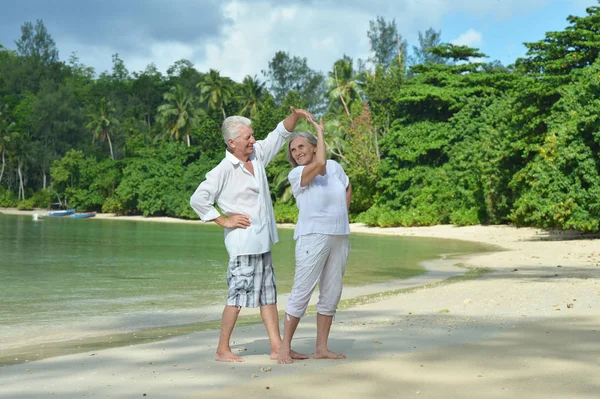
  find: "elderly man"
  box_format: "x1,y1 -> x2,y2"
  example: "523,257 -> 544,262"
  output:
190,107 -> 311,362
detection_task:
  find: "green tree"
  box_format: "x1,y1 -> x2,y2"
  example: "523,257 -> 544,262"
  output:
49,149 -> 84,207
369,45 -> 513,226
9,93 -> 39,200
109,53 -> 129,83
156,84 -> 199,147
13,19 -> 62,93
341,104 -> 380,213
409,28 -> 447,66
510,59 -> 600,231
263,51 -> 326,113
509,5 -> 600,167
116,141 -> 216,217
197,69 -> 234,120
238,75 -> 266,119
367,16 -> 407,69
166,59 -> 203,95
326,55 -> 363,118
517,5 -> 600,78
15,19 -> 58,65
94,54 -> 131,136
130,63 -> 165,133
0,45 -> 17,96
445,94 -> 517,225
86,97 -> 118,160
362,61 -> 405,140
65,53 -> 95,98
0,101 -> 16,184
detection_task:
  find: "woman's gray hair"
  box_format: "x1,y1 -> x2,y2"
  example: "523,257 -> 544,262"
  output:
222,116 -> 252,148
286,131 -> 317,167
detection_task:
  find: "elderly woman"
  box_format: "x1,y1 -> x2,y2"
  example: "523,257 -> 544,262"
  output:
277,116 -> 352,364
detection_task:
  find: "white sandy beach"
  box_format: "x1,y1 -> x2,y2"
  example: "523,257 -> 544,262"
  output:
1,209 -> 599,398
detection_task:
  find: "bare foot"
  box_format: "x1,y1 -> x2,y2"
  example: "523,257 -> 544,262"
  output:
277,348 -> 293,364
291,349 -> 309,360
215,351 -> 244,362
271,349 -> 309,361
313,350 -> 346,360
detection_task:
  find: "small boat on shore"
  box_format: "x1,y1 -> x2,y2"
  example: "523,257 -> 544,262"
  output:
48,209 -> 76,217
69,212 -> 97,219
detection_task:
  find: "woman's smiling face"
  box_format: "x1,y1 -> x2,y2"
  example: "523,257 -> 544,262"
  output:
289,137 -> 315,166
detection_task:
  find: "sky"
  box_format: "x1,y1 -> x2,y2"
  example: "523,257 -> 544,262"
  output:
0,0 -> 597,82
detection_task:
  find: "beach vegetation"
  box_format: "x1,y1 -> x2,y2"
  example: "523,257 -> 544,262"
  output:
1,7 -> 600,231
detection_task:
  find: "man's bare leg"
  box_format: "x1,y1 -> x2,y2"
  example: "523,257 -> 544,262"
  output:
277,313 -> 300,364
216,305 -> 244,362
314,313 -> 345,359
260,304 -> 308,361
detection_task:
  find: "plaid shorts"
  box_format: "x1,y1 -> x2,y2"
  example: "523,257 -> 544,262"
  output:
226,251 -> 277,308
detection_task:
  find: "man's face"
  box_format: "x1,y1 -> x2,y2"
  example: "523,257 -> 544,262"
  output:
230,125 -> 256,158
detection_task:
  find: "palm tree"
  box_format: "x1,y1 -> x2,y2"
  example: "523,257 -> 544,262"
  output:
86,97 -> 118,160
238,75 -> 266,119
156,84 -> 199,147
197,69 -> 234,120
323,118 -> 348,163
326,57 -> 363,118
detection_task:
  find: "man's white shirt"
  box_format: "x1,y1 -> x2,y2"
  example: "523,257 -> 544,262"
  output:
190,121 -> 291,258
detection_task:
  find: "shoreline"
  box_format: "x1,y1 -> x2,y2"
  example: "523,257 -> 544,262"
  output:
1,208 -> 599,398
1,208 -> 495,364
3,206 -> 597,241
0,251 -> 484,367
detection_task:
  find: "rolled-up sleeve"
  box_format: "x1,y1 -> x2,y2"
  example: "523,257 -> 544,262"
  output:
253,121 -> 292,166
190,168 -> 223,222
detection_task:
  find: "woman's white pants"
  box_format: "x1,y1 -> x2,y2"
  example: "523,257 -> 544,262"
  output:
285,233 -> 350,318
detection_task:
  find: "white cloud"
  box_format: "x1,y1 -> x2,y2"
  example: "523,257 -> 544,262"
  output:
192,2 -> 280,81
187,0 -> 555,81
43,0 -> 561,80
192,1 -> 373,81
452,29 -> 483,48
450,30 -> 486,63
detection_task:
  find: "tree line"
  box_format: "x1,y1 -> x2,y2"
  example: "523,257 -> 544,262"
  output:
1,4 -> 600,232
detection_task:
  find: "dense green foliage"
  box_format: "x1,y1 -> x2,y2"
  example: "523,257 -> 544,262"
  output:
2,5 -> 600,231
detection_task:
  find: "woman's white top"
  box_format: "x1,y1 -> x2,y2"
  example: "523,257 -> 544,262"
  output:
288,159 -> 350,240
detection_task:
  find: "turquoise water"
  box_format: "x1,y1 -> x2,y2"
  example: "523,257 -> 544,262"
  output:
0,214 -> 489,353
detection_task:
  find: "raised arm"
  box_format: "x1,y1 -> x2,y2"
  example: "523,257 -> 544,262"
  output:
300,117 -> 327,187
255,106 -> 314,166
283,106 -> 312,132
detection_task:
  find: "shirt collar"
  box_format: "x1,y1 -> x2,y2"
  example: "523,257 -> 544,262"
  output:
225,149 -> 254,165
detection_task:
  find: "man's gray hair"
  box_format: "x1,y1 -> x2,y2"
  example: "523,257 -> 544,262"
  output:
222,116 -> 252,148
286,131 -> 317,167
